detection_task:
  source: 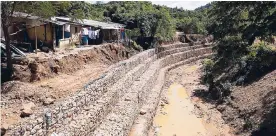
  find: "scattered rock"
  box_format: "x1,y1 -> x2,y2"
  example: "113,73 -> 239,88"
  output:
161,111 -> 167,115
216,105 -> 226,112
84,107 -> 90,111
1,126 -> 7,136
124,98 -> 131,101
140,109 -> 147,115
42,97 -> 55,105
21,108 -> 33,117
162,97 -> 169,104
20,102 -> 35,118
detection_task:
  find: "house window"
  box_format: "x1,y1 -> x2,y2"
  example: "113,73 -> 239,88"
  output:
75,27 -> 78,33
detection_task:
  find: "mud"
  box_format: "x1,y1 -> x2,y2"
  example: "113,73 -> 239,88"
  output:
150,60 -> 232,136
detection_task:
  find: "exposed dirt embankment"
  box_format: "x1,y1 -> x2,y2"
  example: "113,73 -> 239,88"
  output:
12,43 -> 132,82
1,43 -> 137,131
216,70 -> 276,136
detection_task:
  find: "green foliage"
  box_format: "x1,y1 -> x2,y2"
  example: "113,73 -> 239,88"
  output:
125,28 -> 140,38
131,41 -> 143,51
203,59 -> 214,71
155,8 -> 176,41
200,1 -> 276,101
101,2 -> 177,41
88,4 -> 106,21
207,2 -> 276,44
201,59 -> 215,85
238,42 -> 276,82
98,1 -> 208,40
9,1 -> 88,20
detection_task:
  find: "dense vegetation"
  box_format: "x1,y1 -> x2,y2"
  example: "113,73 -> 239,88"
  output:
85,1 -> 209,41
201,1 -> 276,101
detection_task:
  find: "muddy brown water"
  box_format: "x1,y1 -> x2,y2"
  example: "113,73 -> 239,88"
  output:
148,62 -> 232,136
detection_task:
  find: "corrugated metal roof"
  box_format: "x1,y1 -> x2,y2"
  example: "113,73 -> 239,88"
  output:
53,17 -> 125,29
47,19 -> 68,25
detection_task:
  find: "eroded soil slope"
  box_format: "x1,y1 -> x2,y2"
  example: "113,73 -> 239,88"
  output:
1,43 -> 137,130
217,70 -> 276,136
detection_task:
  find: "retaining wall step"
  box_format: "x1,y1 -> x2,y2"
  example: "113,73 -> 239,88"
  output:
91,47 -> 213,136
157,42 -> 206,53
5,43 -> 214,136
52,54 -> 157,135
91,58 -> 162,136
129,53 -> 214,136
158,44 -> 209,58
157,43 -> 189,52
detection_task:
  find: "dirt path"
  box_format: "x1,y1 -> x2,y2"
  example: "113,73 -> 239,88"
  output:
33,62 -> 109,99
150,60 -> 232,136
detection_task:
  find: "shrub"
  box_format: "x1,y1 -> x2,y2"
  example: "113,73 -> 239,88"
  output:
201,59 -> 214,85
235,42 -> 276,84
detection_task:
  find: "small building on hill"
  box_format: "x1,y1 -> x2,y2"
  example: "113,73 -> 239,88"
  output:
53,17 -> 126,48
1,12 -> 126,52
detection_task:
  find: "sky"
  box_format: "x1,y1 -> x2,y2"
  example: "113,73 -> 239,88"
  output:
151,1 -> 211,10
90,1 -> 211,10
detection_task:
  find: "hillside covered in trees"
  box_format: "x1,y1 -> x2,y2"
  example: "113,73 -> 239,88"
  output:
83,1 -> 210,41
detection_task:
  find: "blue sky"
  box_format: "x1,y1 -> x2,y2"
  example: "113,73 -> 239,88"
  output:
89,1 -> 211,10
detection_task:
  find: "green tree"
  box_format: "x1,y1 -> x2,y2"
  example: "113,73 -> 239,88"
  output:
202,1 -> 276,100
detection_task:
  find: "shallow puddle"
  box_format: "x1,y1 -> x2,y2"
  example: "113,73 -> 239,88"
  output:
152,83 -> 208,136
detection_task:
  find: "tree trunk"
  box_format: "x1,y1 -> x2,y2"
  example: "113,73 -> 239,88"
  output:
2,24 -> 13,79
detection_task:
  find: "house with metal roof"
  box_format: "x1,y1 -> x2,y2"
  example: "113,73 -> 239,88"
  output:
1,12 -> 126,52
52,16 -> 126,47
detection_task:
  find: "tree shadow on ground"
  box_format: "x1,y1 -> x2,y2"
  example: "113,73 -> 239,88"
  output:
251,91 -> 276,136
192,88 -> 218,104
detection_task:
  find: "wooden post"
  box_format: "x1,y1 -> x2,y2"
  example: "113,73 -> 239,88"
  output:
62,25 -> 65,39
53,24 -> 56,49
35,26 -> 37,54
117,29 -> 119,45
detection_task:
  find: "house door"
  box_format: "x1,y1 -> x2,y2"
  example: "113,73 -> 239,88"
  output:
55,25 -> 63,47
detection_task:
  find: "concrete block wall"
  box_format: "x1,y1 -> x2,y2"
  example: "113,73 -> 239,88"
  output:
5,43 -> 213,136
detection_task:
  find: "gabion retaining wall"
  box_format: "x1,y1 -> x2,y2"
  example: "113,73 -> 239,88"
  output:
5,43 -> 213,136
91,47 -> 213,136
